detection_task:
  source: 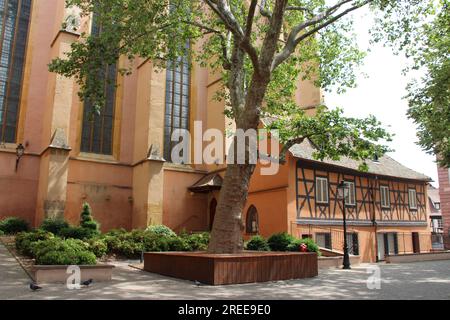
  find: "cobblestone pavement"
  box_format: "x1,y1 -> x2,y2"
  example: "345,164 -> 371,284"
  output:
1,243 -> 449,300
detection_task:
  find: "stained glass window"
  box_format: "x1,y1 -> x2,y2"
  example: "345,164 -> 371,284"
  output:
80,13 -> 117,155
0,0 -> 32,143
164,43 -> 190,162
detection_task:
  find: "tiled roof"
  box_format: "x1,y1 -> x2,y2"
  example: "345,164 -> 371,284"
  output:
428,186 -> 441,204
188,173 -> 223,193
289,139 -> 432,182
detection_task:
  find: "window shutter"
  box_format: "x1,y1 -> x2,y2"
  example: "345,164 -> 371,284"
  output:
393,233 -> 399,254
383,234 -> 389,255
352,234 -> 359,256
325,233 -> 331,249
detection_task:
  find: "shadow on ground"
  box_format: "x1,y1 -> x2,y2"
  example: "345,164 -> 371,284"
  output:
1,244 -> 449,300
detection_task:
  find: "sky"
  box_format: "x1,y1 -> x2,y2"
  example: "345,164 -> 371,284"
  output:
324,7 -> 439,187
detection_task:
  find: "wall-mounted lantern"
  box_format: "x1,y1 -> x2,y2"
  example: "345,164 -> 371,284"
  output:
15,143 -> 25,172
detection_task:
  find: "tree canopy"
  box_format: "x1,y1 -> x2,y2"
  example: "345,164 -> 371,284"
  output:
48,0 -> 446,253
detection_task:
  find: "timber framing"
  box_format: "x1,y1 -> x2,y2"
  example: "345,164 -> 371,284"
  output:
295,159 -> 428,226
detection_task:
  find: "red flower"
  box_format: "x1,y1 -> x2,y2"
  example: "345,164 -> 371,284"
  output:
299,243 -> 308,252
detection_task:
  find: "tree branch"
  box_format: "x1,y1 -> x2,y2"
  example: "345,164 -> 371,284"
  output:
259,0 -> 272,18
271,0 -> 372,71
204,0 -> 260,73
294,0 -> 372,45
182,20 -> 232,69
259,0 -> 288,74
204,0 -> 244,38
245,0 -> 258,38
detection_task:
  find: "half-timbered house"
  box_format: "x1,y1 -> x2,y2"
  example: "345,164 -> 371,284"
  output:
241,139 -> 432,263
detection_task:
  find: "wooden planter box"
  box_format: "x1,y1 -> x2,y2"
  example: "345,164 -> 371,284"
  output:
32,264 -> 115,284
144,251 -> 318,285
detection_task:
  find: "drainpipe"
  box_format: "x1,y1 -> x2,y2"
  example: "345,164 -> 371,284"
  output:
373,176 -> 380,262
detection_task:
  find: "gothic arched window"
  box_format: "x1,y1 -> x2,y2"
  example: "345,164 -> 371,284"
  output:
0,0 -> 32,143
80,13 -> 117,155
164,42 -> 191,162
246,205 -> 259,234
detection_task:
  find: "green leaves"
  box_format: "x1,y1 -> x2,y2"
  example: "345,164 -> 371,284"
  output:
267,107 -> 392,170
369,0 -> 449,166
48,0 -> 445,168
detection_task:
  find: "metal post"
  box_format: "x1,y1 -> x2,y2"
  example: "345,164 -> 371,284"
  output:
342,194 -> 351,269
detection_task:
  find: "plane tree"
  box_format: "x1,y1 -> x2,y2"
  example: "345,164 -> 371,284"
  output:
50,0 -> 438,253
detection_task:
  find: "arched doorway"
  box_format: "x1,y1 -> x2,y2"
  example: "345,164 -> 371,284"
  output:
209,198 -> 217,230
246,205 -> 259,234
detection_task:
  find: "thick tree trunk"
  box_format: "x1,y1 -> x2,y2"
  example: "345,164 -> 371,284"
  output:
207,163 -> 256,253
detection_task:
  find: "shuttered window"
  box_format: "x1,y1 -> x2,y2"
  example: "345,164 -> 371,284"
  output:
380,186 -> 390,208
344,181 -> 356,206
316,233 -> 332,249
408,189 -> 417,210
315,177 -> 329,204
0,0 -> 32,143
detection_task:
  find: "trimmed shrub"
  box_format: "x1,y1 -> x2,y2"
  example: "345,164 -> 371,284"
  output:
104,228 -> 128,236
114,240 -> 145,258
33,238 -> 96,265
267,232 -> 296,251
166,237 -> 190,251
87,238 -> 108,258
15,230 -> 54,257
142,232 -> 170,252
0,230 -> 4,236
100,230 -> 142,258
146,225 -> 176,237
60,226 -> 97,240
0,217 -> 29,235
287,238 -> 321,255
246,235 -> 270,251
40,218 -> 69,236
183,232 -> 210,251
80,202 -> 100,233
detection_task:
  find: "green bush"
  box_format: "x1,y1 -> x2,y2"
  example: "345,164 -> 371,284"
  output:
267,232 -> 296,251
15,230 -> 54,257
183,232 -> 210,251
103,228 -> 128,236
100,230 -> 142,258
0,230 -> 4,236
146,225 -> 177,237
60,226 -> 97,240
115,240 -> 145,258
87,238 -> 108,258
246,235 -> 270,251
33,238 -> 96,265
40,218 -> 69,236
0,217 -> 29,235
142,232 -> 170,252
287,238 -> 321,255
80,202 -> 100,233
166,237 -> 190,251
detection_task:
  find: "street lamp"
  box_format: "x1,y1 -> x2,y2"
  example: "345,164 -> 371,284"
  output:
337,181 -> 351,270
15,143 -> 25,172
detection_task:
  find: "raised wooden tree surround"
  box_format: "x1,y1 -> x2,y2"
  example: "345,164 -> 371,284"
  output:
144,251 -> 318,286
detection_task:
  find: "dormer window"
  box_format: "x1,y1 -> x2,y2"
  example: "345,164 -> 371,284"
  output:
373,154 -> 380,163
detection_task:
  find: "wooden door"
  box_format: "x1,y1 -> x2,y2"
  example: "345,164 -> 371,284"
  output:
412,232 -> 421,253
